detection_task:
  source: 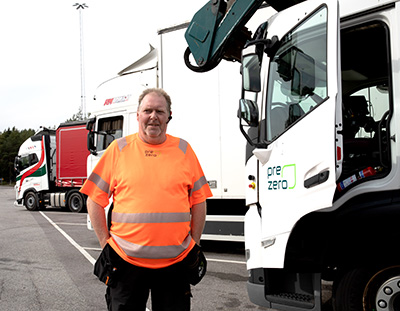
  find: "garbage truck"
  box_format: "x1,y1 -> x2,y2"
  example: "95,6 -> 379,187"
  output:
15,121 -> 89,213
185,0 -> 400,310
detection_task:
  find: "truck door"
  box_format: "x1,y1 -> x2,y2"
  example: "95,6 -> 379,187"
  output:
254,0 -> 341,266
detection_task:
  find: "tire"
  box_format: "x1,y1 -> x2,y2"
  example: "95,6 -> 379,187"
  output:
364,266 -> 400,311
67,191 -> 85,213
332,266 -> 400,311
24,191 -> 39,211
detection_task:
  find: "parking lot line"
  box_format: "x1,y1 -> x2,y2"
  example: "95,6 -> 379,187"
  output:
84,247 -> 102,251
40,211 -> 96,265
56,222 -> 87,226
208,258 -> 246,265
40,212 -> 247,267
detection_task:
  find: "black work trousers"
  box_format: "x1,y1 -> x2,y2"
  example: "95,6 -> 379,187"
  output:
105,246 -> 191,311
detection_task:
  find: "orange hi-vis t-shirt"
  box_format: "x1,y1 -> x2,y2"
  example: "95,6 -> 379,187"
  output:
80,133 -> 213,269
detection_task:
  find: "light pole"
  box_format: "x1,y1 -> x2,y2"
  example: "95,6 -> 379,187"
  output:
73,3 -> 88,119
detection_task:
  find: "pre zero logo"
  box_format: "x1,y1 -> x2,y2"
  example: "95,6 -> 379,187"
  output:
267,164 -> 296,190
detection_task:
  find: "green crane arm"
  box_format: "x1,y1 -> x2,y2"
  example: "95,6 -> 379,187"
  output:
184,0 -> 305,72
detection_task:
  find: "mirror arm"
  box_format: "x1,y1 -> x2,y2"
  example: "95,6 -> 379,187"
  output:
239,122 -> 269,149
239,123 -> 255,147
244,35 -> 280,58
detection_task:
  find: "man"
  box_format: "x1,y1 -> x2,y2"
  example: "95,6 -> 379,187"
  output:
81,88 -> 212,310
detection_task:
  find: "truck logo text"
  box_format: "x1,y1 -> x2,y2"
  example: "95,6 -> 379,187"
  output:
267,164 -> 296,190
104,95 -> 131,106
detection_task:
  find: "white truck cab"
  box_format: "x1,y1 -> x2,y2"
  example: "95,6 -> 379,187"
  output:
237,0 -> 400,309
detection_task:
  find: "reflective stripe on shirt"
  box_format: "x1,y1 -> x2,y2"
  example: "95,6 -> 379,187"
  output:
88,172 -> 111,196
178,139 -> 188,154
117,137 -> 128,151
112,211 -> 191,224
111,232 -> 192,259
189,176 -> 208,197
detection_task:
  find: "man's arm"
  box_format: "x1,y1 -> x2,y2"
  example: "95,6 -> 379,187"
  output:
87,197 -> 110,249
191,201 -> 207,245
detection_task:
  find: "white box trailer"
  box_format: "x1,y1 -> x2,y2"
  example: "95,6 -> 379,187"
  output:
86,23 -> 249,241
158,23 -> 248,241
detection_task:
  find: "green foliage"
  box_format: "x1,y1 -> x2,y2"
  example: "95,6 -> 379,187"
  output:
0,127 -> 35,183
64,106 -> 91,123
0,108 -> 89,184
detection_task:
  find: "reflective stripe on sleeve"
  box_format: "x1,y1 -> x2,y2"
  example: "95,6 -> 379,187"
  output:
178,139 -> 188,154
117,137 -> 128,151
88,172 -> 111,196
189,176 -> 208,197
112,211 -> 191,224
111,233 -> 192,259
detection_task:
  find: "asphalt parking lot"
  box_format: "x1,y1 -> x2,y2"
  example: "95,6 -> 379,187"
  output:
0,186 -> 269,311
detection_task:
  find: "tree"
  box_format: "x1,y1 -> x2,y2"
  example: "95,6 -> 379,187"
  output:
64,106 -> 90,123
0,128 -> 35,184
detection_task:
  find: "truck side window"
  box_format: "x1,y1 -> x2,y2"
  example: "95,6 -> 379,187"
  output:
265,6 -> 328,141
29,153 -> 39,166
97,116 -> 124,152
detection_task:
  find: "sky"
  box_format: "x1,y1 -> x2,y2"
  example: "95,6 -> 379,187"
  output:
0,0 -> 206,132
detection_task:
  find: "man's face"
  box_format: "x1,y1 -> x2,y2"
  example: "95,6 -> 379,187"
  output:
137,92 -> 170,145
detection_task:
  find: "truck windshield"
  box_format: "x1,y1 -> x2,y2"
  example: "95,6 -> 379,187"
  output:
16,153 -> 39,173
265,5 -> 328,141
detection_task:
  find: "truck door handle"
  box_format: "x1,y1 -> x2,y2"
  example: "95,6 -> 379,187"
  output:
304,171 -> 329,188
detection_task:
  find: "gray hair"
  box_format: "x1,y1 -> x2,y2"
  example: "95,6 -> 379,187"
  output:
138,88 -> 172,114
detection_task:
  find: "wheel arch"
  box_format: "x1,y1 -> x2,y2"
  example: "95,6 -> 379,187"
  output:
22,188 -> 41,211
284,190 -> 400,272
22,187 -> 39,200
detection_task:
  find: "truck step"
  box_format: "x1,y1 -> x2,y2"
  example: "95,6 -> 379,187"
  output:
267,293 -> 314,309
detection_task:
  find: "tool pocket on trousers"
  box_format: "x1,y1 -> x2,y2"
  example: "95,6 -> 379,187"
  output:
182,244 -> 207,286
94,243 -> 119,288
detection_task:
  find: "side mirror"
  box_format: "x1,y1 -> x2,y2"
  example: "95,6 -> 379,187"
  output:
86,117 -> 98,155
238,99 -> 268,148
239,99 -> 259,127
277,47 -> 315,97
14,156 -> 21,175
87,132 -> 97,156
242,52 -> 261,92
86,117 -> 96,131
291,50 -> 315,97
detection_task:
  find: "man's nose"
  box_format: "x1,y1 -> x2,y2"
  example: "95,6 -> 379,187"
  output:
149,111 -> 158,119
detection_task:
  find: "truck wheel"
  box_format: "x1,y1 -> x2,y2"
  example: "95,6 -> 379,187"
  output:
68,191 -> 85,213
332,266 -> 400,311
24,191 -> 39,211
